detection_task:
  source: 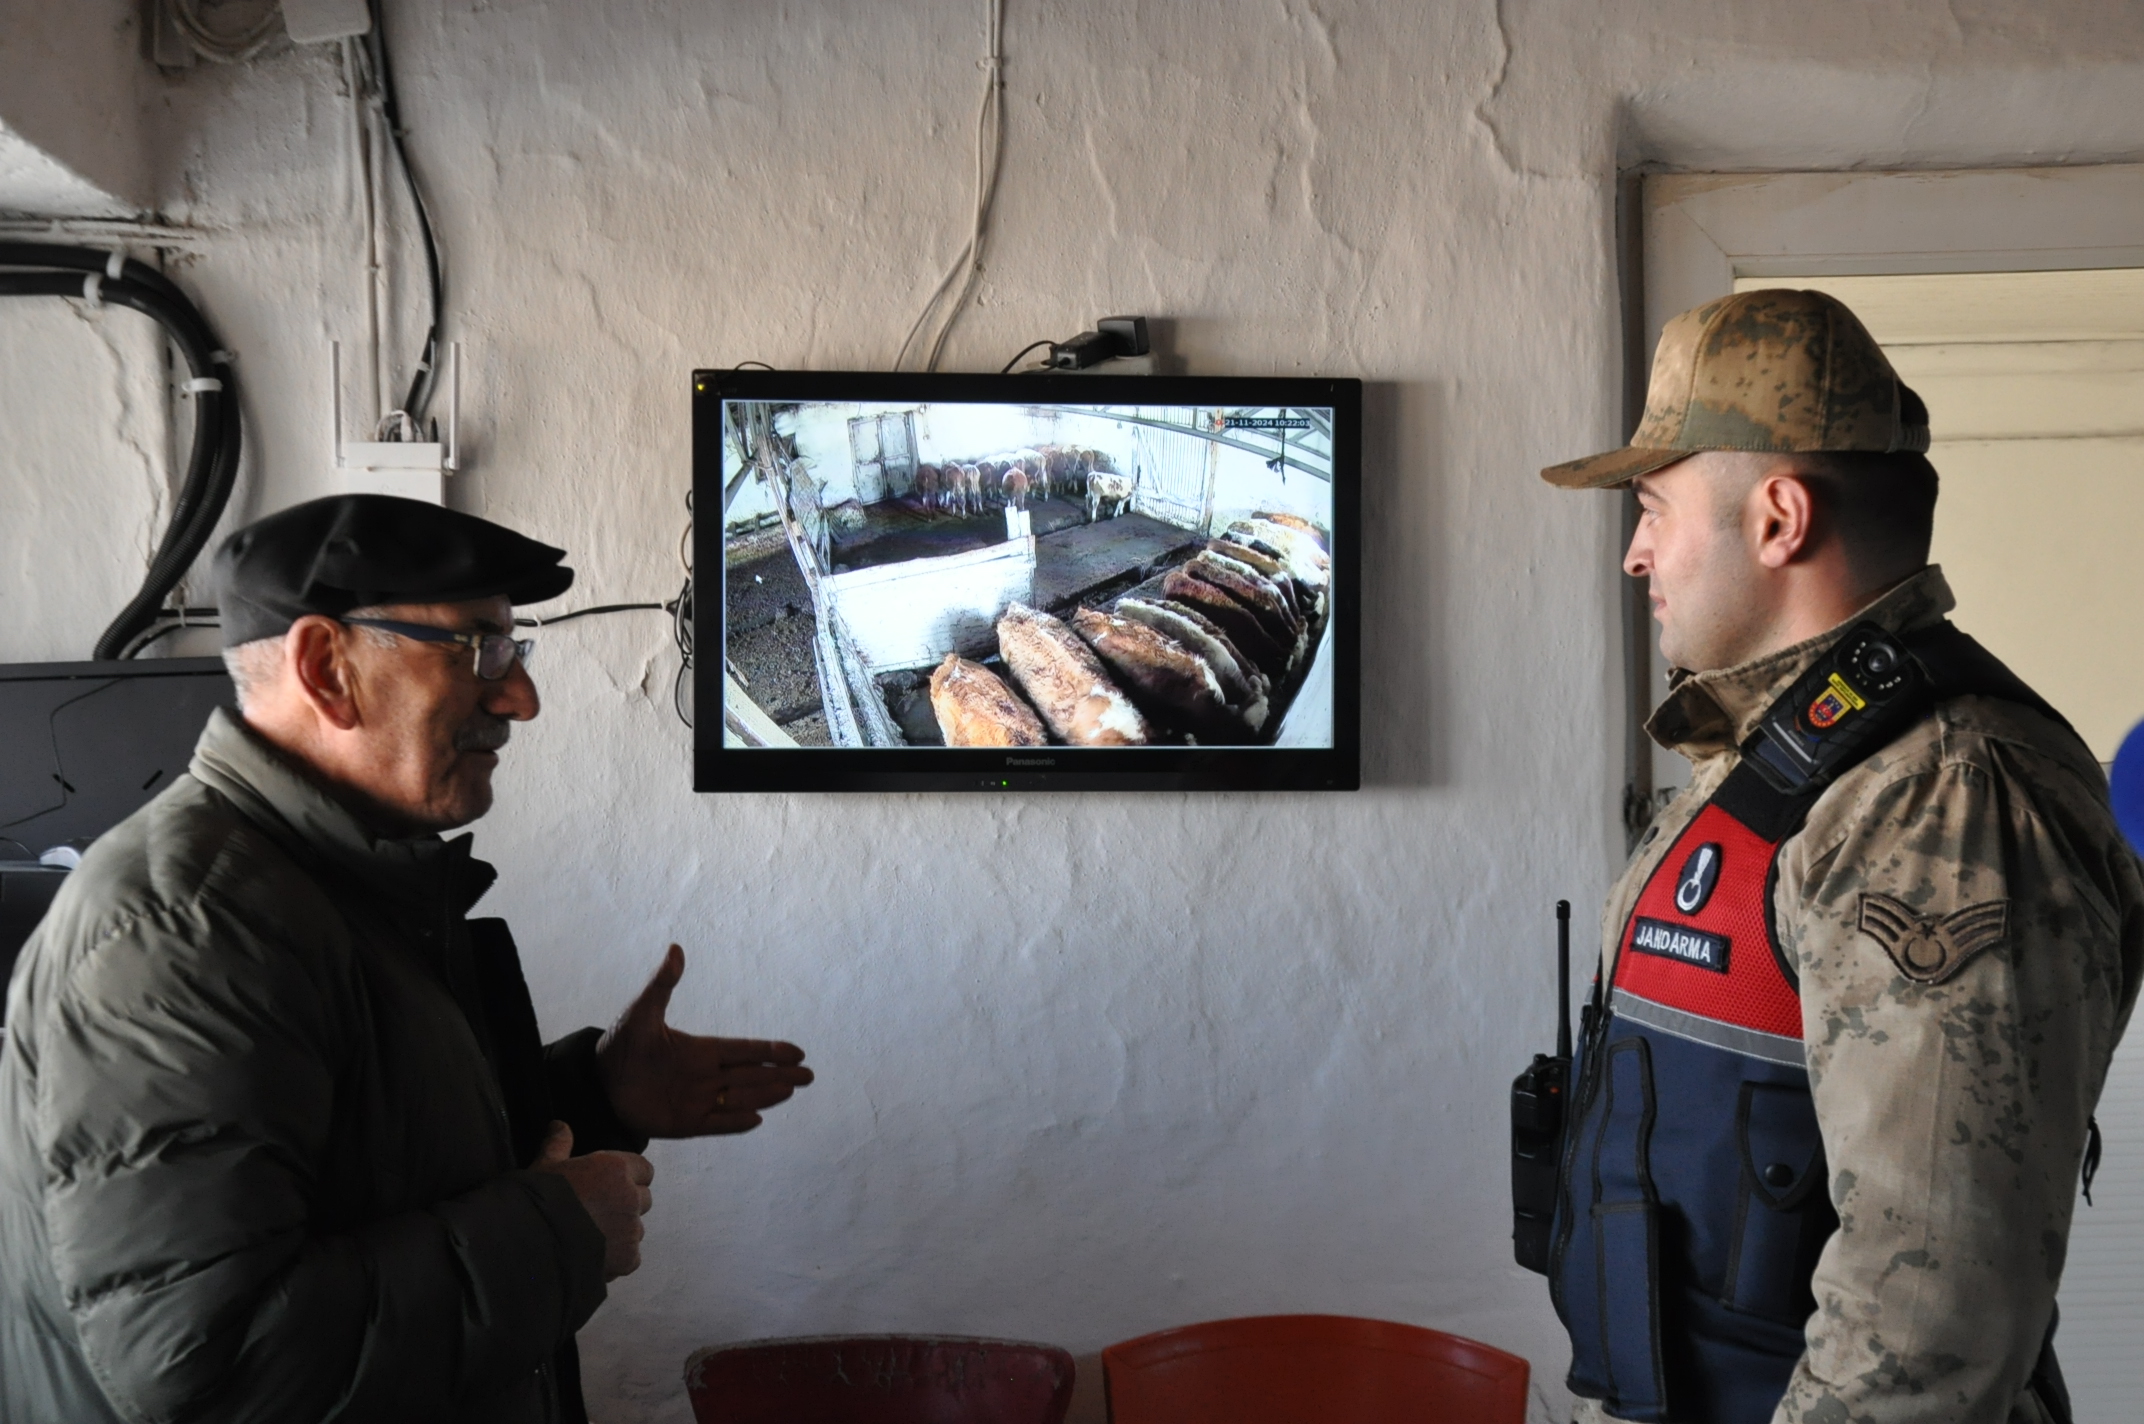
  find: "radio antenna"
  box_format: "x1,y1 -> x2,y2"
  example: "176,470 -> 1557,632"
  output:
1555,900 -> 1572,1060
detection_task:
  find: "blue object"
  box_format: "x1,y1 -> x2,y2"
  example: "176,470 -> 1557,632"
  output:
2111,718 -> 2144,855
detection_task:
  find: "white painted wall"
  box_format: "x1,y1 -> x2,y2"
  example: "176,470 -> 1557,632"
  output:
0,3 -> 147,213
0,301 -> 170,661
4,4 -> 2144,1420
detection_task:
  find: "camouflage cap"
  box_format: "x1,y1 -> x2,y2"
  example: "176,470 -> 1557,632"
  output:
1542,288 -> 1931,490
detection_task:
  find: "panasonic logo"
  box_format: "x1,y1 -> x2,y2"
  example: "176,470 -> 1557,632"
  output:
1006,757 -> 1057,766
1629,917 -> 1730,974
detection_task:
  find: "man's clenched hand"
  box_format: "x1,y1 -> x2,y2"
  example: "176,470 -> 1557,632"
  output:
595,945 -> 814,1139
531,1121 -> 653,1281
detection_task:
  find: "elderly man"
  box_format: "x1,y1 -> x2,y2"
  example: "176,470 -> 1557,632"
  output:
1535,290 -> 2142,1424
0,495 -> 812,1423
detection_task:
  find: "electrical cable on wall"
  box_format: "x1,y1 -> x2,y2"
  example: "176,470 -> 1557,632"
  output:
0,245 -> 243,660
894,0 -> 1006,373
344,0 -> 446,436
674,488 -> 694,726
119,608 -> 222,660
369,0 -> 445,428
507,491 -> 696,727
672,578 -> 695,727
999,337 -> 1061,373
505,587 -> 691,726
518,602 -> 667,628
117,9 -> 686,709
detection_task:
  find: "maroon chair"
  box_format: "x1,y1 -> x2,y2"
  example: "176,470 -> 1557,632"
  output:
1102,1314 -> 1529,1424
685,1334 -> 1076,1424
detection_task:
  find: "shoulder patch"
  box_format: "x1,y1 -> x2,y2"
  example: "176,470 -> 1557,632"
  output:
1857,892 -> 2009,984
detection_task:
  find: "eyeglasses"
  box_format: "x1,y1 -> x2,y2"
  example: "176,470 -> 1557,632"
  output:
340,617 -> 536,681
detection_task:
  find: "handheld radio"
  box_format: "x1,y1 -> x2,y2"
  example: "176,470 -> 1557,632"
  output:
1510,900 -> 1571,1274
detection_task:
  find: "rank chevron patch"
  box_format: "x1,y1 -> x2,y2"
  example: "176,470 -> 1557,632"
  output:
1857,892 -> 2010,984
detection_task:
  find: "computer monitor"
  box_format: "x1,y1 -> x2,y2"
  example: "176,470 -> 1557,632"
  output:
0,657 -> 234,1004
693,371 -> 1359,792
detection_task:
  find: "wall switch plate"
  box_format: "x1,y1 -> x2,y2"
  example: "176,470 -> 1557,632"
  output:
282,0 -> 372,44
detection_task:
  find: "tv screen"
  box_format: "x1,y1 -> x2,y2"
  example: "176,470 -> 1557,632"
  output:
692,371 -> 1359,792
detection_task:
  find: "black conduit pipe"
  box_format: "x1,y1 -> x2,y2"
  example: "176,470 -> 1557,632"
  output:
0,245 -> 242,659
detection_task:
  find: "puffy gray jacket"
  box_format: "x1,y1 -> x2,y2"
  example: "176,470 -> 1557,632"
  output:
0,709 -> 629,1423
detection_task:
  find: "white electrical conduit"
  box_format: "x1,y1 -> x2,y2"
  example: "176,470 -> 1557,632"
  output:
343,37 -> 389,433
894,0 -> 1006,372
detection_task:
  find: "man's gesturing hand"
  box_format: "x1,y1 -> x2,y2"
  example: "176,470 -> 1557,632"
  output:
595,944 -> 814,1140
531,1121 -> 653,1281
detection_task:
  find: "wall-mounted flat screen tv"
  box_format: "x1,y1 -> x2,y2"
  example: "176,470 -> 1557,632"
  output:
693,371 -> 1359,792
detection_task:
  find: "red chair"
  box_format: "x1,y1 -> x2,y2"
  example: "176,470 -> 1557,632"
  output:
684,1334 -> 1076,1424
1101,1314 -> 1529,1424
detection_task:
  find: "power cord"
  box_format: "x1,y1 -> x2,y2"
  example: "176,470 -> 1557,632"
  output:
999,338 -> 1061,374
351,0 -> 446,432
503,586 -> 691,727
0,245 -> 243,660
516,602 -> 668,628
674,488 -> 694,726
1000,319 -> 1151,374
894,0 -> 1005,372
506,491 -> 697,728
672,577 -> 695,727
118,608 -> 223,660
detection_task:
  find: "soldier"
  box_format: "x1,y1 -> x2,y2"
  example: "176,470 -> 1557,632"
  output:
1536,289 -> 2143,1424
0,496 -> 814,1423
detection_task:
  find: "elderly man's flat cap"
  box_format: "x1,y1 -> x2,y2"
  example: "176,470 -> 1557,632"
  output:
213,495 -> 574,646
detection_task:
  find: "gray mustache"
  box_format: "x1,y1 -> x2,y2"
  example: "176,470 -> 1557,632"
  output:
455,719 -> 511,753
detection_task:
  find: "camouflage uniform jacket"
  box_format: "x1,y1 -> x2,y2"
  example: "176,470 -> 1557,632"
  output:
1578,565 -> 2143,1424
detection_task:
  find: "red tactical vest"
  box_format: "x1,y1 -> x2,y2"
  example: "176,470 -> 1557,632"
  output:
1613,795 -> 1805,1062
1549,759 -> 1832,1424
